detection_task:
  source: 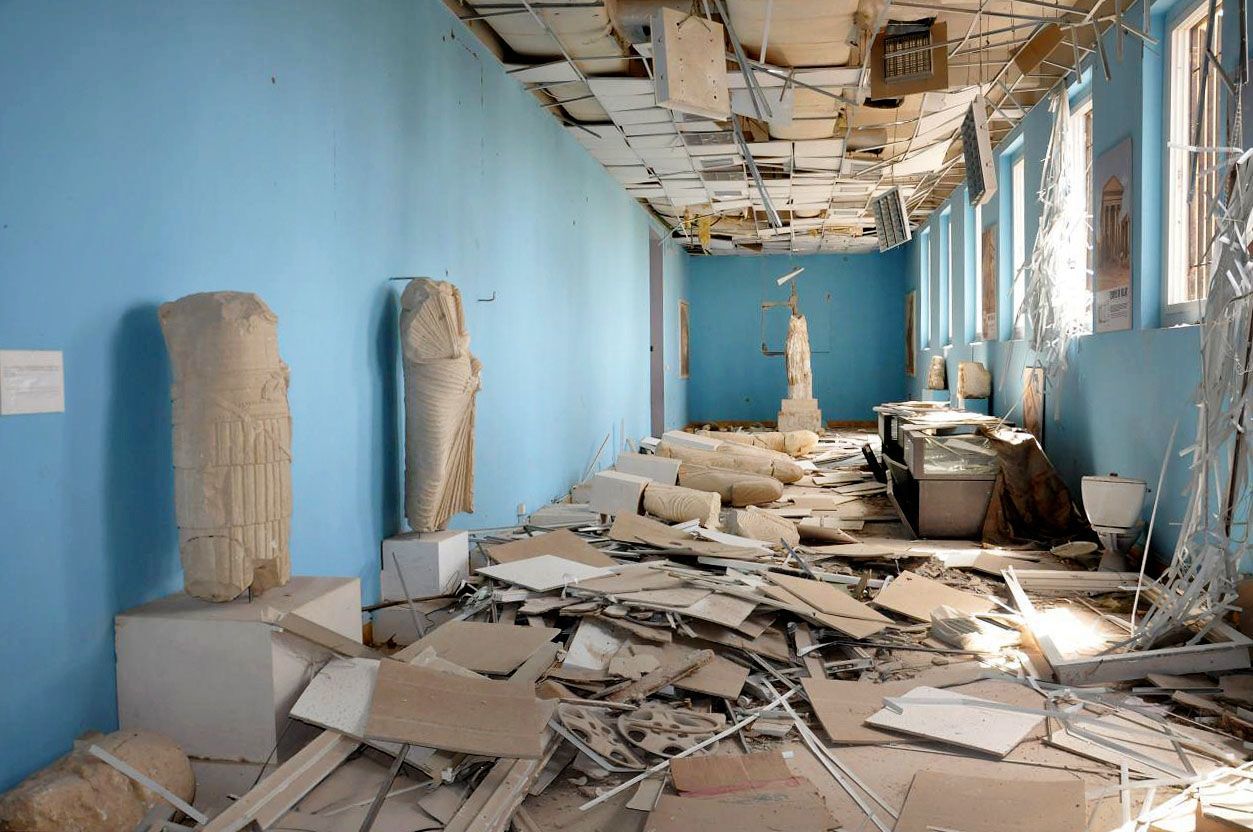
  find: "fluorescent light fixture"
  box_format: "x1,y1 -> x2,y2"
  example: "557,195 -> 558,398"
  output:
776,267 -> 806,286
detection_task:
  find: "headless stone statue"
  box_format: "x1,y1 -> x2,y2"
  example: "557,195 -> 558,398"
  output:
159,292 -> 292,602
776,284 -> 824,433
401,278 -> 482,532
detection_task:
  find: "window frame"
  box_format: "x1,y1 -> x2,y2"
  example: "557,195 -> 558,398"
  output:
1011,153 -> 1027,339
919,228 -> 932,348
939,207 -> 952,346
1164,0 -> 1223,323
1069,95 -> 1095,335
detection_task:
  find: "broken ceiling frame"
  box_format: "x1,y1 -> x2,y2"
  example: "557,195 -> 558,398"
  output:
450,0 -> 1111,252
1000,90 -> 1089,411
1126,147 -> 1253,652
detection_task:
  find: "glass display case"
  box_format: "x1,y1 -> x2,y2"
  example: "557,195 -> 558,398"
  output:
874,403 -> 1002,538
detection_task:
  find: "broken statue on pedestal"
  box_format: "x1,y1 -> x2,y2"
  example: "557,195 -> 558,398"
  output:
401,278 -> 482,532
159,291 -> 293,602
776,284 -> 823,433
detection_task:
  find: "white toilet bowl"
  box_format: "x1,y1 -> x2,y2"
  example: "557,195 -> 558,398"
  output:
1081,475 -> 1147,552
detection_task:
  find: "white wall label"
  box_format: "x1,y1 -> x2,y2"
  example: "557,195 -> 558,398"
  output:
0,350 -> 65,415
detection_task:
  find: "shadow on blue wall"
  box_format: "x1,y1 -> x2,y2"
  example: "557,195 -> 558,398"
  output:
372,285 -> 402,541
105,304 -> 178,615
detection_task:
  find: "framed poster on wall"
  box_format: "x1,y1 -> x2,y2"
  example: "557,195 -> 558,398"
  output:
1094,137 -> 1133,332
981,223 -> 998,340
904,290 -> 917,376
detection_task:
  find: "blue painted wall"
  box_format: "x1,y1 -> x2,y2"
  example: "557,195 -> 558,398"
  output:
902,0 -> 1237,559
688,251 -> 908,424
0,0 -> 660,790
663,241 -> 690,432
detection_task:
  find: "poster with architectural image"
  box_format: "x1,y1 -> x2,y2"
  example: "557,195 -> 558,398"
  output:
1094,137 -> 1133,332
981,223 -> 998,340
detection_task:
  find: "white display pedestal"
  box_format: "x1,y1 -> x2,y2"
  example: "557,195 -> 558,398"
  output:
115,576 -> 362,763
380,530 -> 469,602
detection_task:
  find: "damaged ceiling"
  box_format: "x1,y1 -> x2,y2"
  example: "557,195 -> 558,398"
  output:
447,0 -> 1112,254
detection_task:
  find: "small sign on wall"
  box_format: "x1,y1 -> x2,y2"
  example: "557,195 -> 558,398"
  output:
0,350 -> 65,415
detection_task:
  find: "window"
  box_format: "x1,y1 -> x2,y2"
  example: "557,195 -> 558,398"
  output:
973,203 -> 983,336
1065,98 -> 1094,333
1011,155 -> 1026,338
1167,0 -> 1224,310
919,228 -> 931,347
939,208 -> 952,345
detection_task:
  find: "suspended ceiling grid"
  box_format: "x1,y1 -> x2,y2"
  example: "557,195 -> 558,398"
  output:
447,0 -> 1117,255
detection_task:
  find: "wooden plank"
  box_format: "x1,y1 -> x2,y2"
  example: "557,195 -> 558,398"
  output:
442,733 -> 559,832
365,660 -> 554,758
200,731 -> 358,832
278,612 -> 377,659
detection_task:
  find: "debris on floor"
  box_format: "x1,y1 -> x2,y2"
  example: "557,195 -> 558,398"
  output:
7,421 -> 1253,832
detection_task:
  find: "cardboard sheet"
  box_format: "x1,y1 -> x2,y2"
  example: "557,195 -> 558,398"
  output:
871,571 -> 996,621
864,685 -> 1042,757
484,528 -> 617,567
365,660 -> 554,758
670,752 -> 800,796
762,583 -> 886,640
802,678 -> 915,744
645,788 -> 839,832
893,769 -> 1084,832
392,620 -> 559,673
767,573 -> 890,631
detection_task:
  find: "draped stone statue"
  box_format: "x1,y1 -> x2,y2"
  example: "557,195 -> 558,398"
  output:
401,278 -> 482,532
776,283 -> 823,433
159,292 -> 292,602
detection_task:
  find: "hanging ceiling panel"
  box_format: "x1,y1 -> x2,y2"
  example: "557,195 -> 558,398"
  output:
445,0 -> 1100,253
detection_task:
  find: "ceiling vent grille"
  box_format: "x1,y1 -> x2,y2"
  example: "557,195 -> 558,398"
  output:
883,30 -> 934,82
961,96 -> 998,206
870,21 -> 949,99
872,187 -> 912,252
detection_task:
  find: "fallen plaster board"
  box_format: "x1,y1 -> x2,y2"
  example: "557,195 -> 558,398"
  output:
365,660 -> 554,759
864,686 -> 1043,757
803,678 -> 916,744
484,528 -> 617,568
892,769 -> 1085,832
289,657 -> 461,772
393,619 -> 559,673
761,584 -> 887,640
644,787 -> 839,832
872,571 -> 995,622
669,751 -> 798,795
767,572 -> 891,628
1005,570 -> 1253,685
476,555 -> 615,592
